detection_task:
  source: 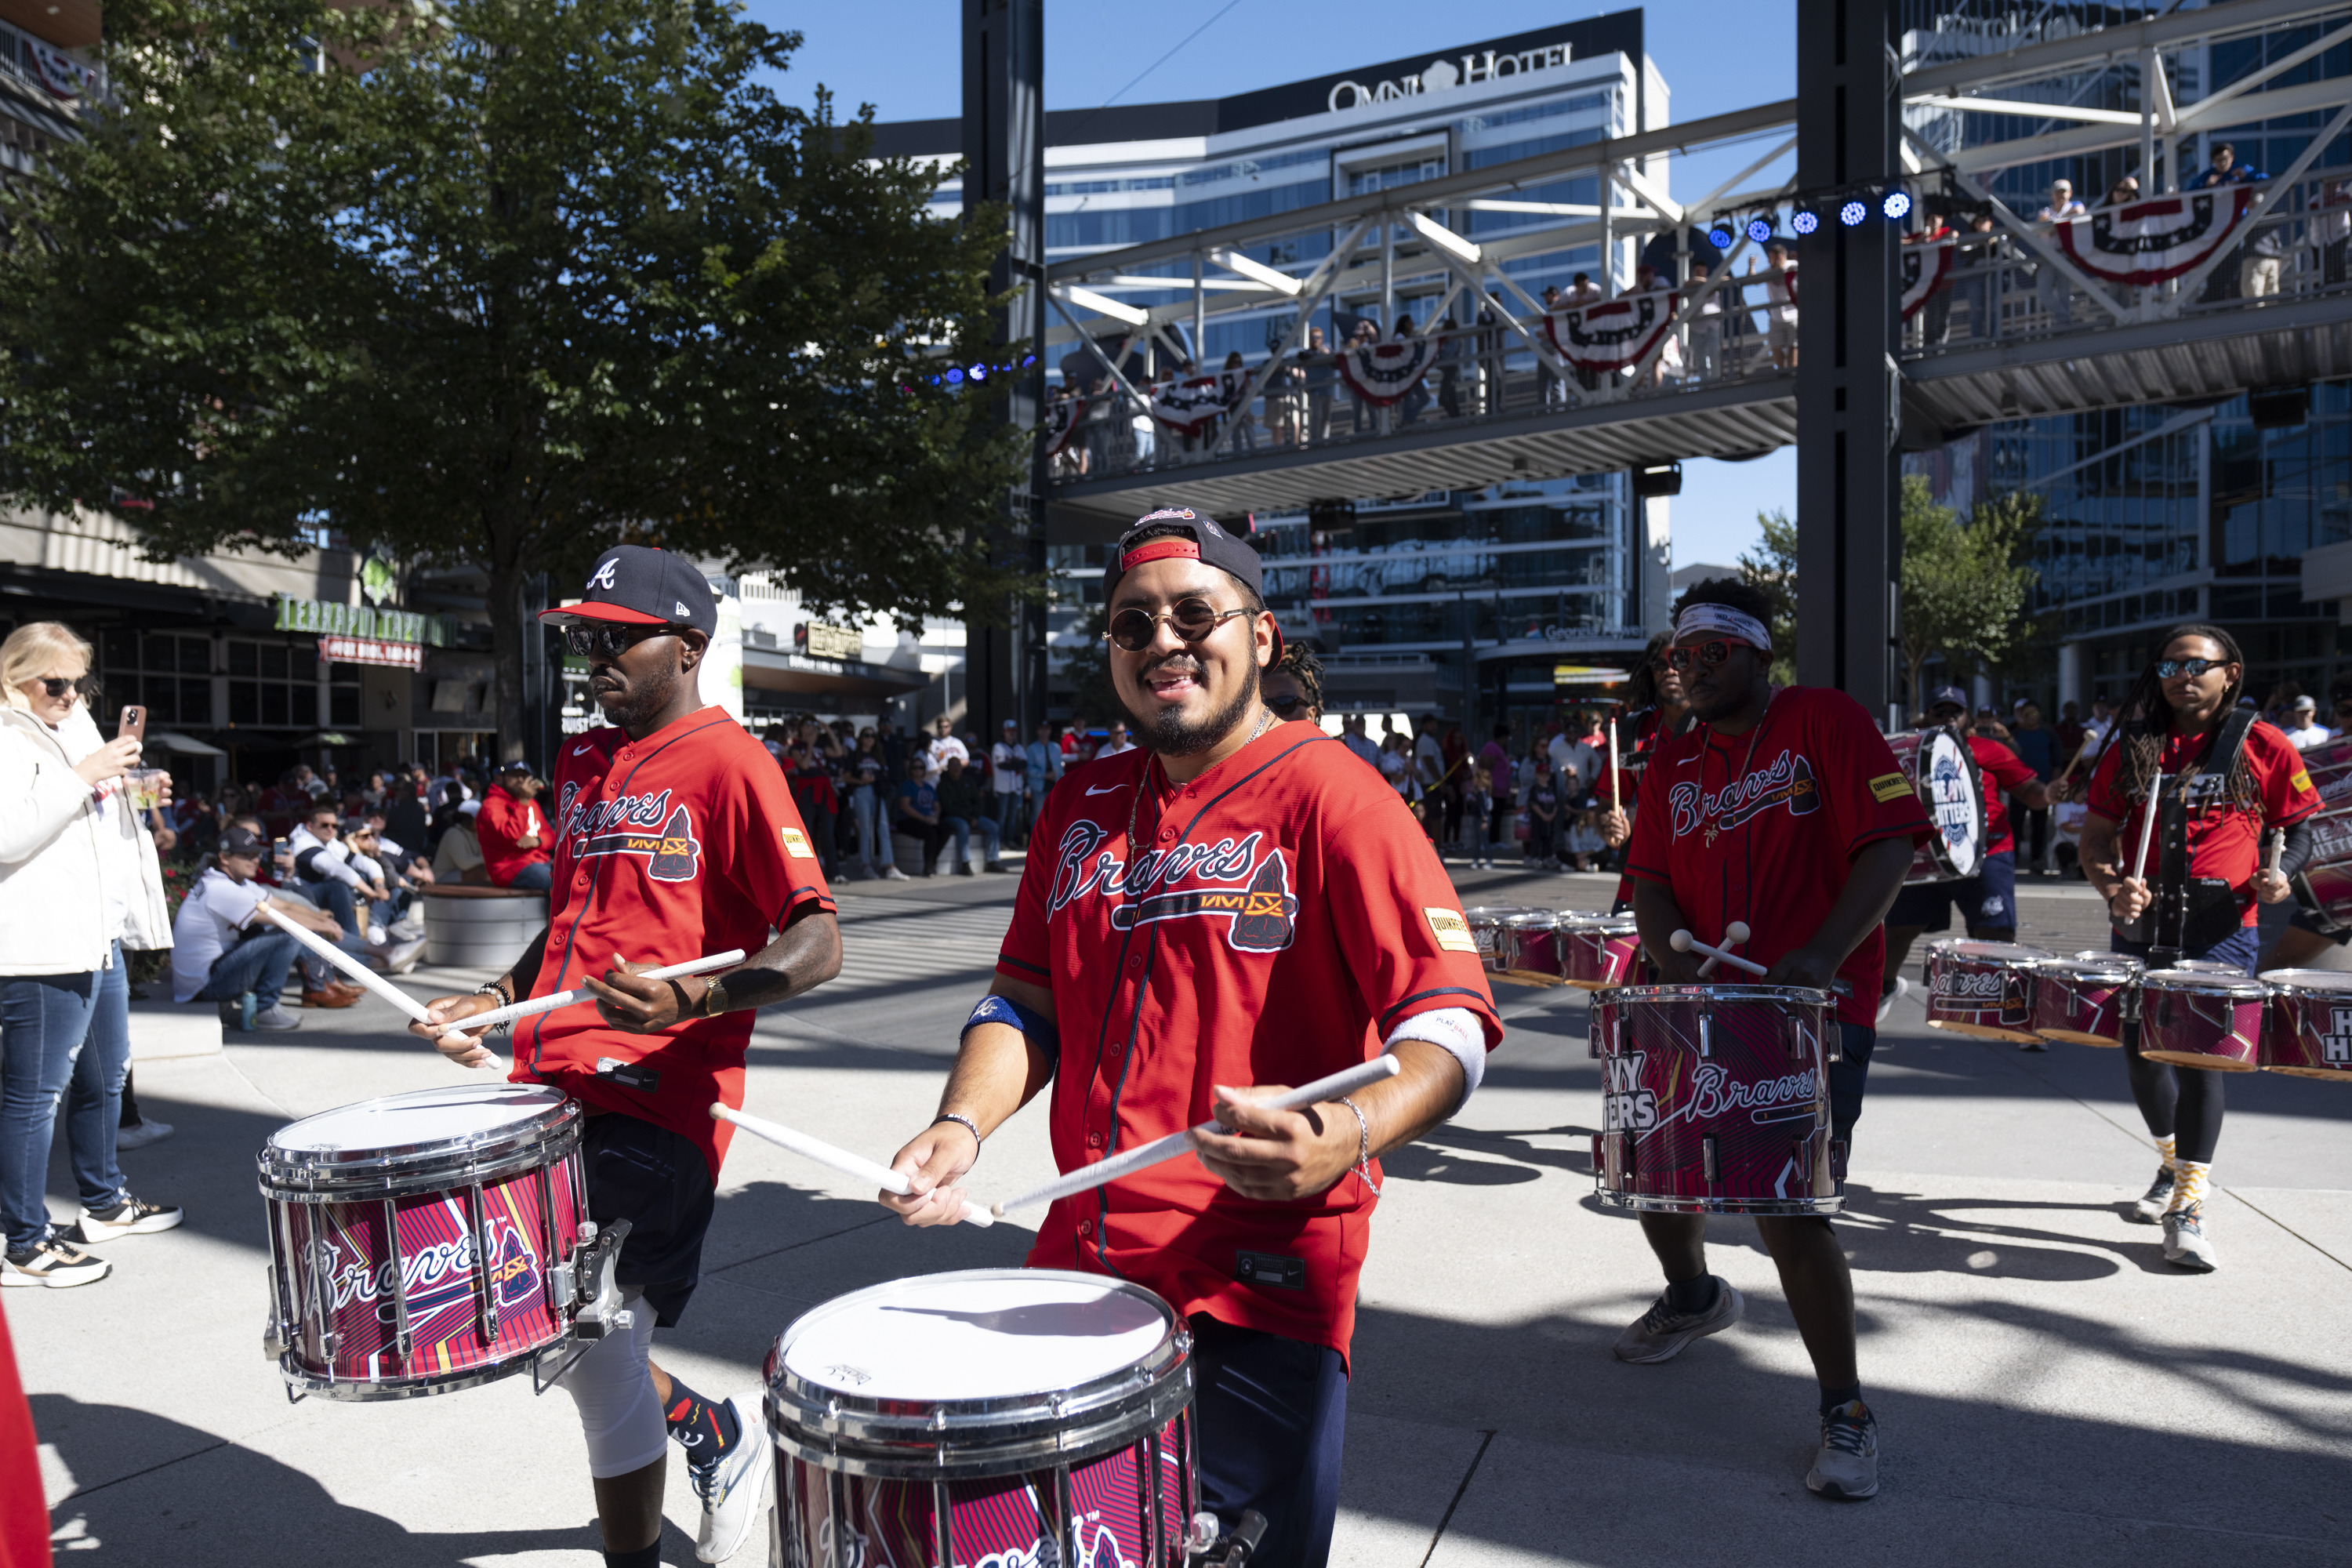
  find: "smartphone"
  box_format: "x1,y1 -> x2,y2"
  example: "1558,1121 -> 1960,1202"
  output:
118,705 -> 146,742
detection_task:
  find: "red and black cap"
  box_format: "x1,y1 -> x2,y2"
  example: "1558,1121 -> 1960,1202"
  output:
537,545 -> 717,636
1102,507 -> 1282,659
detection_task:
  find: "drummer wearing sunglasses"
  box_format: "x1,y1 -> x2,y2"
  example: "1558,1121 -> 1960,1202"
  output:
2078,626 -> 2321,1273
1617,580 -> 1933,1503
882,507 -> 1502,1568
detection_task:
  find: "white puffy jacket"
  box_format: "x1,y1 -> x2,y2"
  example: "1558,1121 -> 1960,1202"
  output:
59,706 -> 172,953
0,707 -> 111,975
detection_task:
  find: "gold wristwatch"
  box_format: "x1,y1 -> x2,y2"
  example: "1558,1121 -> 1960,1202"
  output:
700,977 -> 728,1018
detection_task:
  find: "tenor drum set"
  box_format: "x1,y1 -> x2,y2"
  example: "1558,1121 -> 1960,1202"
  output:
1464,906 -> 1641,989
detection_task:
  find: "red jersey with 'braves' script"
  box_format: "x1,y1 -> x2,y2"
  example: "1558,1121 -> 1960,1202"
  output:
1970,735 -> 2041,856
2085,720 -> 2321,927
513,707 -> 834,1176
1000,724 -> 1502,1364
1625,686 -> 1930,1026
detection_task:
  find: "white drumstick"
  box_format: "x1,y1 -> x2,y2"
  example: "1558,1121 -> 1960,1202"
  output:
990,1055 -> 1404,1218
259,903 -> 505,1073
1695,919 -> 1751,978
1671,927 -> 1768,977
2132,774 -> 2164,882
452,949 -> 748,1035
1609,718 -> 1622,811
711,1104 -> 993,1227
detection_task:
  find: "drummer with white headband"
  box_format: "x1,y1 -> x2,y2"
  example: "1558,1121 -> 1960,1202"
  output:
1617,579 -> 1928,1503
880,508 -> 1502,1567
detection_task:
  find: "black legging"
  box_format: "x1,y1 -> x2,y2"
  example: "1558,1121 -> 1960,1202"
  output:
2122,1024 -> 2225,1164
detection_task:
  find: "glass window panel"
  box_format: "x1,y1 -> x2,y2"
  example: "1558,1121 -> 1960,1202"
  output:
229,681 -> 259,724
181,679 -> 211,725
329,684 -> 360,727
179,637 -> 210,674
261,684 -> 289,727
291,648 -> 317,684
227,641 -> 257,677
260,644 -> 288,680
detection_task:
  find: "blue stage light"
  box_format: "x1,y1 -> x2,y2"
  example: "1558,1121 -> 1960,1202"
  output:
1882,189 -> 1913,221
1838,199 -> 1867,227
1708,227 -> 1735,250
969,363 -> 988,382
944,367 -> 964,384
1791,209 -> 1819,236
1747,216 -> 1774,243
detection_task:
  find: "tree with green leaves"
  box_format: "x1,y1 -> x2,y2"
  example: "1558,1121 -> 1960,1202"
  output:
1897,476 -> 2042,716
1736,506 -> 1799,687
0,0 -> 1028,757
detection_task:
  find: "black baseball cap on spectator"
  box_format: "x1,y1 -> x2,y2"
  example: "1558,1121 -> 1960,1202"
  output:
1929,685 -> 1969,712
220,826 -> 266,858
1102,507 -> 1282,660
538,545 -> 717,637
497,758 -> 535,776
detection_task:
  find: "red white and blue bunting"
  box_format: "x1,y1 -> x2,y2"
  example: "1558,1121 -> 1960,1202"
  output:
1543,289 -> 1679,374
1900,236 -> 1954,321
1334,336 -> 1444,407
1149,376 -> 1227,434
1044,394 -> 1088,456
2052,188 -> 2256,285
28,42 -> 88,100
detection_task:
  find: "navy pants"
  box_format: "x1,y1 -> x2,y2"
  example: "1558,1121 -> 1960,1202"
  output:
1191,1315 -> 1348,1568
1,970 -> 99,1252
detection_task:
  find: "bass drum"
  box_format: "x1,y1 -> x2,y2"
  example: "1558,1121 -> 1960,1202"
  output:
1885,727 -> 1984,884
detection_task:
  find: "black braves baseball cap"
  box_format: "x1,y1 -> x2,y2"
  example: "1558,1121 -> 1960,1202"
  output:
219,826 -> 266,858
538,545 -> 717,637
1102,507 -> 1282,659
1929,684 -> 1969,712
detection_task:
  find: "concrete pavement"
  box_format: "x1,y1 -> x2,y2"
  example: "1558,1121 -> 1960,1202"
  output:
20,862 -> 2352,1565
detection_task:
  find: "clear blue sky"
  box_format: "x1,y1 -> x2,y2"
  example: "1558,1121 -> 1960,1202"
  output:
742,2 -> 1796,572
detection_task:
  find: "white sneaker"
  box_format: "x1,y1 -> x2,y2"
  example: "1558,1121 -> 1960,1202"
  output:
2,1234 -> 111,1288
115,1119 -> 175,1152
377,936 -> 429,975
252,1004 -> 303,1032
1806,1403 -> 1880,1501
368,924 -> 390,946
2162,1204 -> 2218,1272
1875,976 -> 1908,1025
72,1194 -> 184,1242
388,914 -> 426,942
882,867 -> 909,881
692,1391 -> 770,1562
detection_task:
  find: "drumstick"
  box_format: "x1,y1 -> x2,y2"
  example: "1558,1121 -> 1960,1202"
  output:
1696,920 -> 1751,978
258,903 -> 506,1073
1609,718 -> 1622,812
990,1055 -> 1404,1218
1671,928 -> 1767,977
449,949 -> 748,1036
2131,775 -> 2164,882
2051,725 -> 2096,789
711,1104 -> 994,1228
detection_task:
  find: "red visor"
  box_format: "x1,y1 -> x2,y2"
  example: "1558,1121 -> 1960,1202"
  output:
1119,538 -> 1200,572
535,601 -> 673,626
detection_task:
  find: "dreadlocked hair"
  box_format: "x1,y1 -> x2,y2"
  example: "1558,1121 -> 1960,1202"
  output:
2114,623 -> 2260,811
1276,643 -> 1323,712
1624,630 -> 1671,711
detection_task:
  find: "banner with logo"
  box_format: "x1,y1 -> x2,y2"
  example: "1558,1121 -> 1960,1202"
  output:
2053,188 -> 2256,285
1543,289 -> 1678,373
1149,376 -> 1227,434
1900,236 -> 1954,321
1333,336 -> 1443,407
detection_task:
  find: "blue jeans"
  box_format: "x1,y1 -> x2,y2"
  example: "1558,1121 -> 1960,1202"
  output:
288,880 -> 373,985
2,969 -> 100,1251
851,785 -> 891,873
942,814 -> 1000,867
196,932 -> 307,1009
67,943 -> 130,1215
506,861 -> 553,891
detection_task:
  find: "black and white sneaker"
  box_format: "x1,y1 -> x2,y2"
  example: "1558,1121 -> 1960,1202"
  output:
691,1390 -> 770,1563
1612,1276 -> 1744,1364
2,1234 -> 111,1288
2162,1203 -> 2218,1272
72,1194 -> 185,1243
2129,1167 -> 2175,1225
1806,1402 -> 1880,1500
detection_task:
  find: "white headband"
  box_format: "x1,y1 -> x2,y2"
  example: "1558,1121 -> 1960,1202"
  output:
1675,603 -> 1772,651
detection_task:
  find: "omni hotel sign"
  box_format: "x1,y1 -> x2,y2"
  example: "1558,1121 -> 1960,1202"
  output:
1328,42 -> 1577,112
273,593 -> 450,671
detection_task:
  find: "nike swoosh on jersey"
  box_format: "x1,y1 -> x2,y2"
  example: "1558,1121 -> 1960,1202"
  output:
572,742 -> 597,757
1086,782 -> 1129,795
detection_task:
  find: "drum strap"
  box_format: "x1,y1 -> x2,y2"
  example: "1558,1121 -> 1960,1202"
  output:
2128,708 -> 2257,960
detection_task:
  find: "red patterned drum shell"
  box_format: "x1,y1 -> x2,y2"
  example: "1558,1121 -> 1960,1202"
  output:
1463,906 -> 1544,973
1497,912 -> 1566,982
768,1270 -> 1194,1568
1588,985 -> 1840,1216
2137,971 -> 2269,1072
259,1084 -> 586,1399
2290,805 -> 2352,933
1924,939 -> 2053,1044
1560,914 -> 1641,990
2256,969 -> 2352,1082
2031,956 -> 2142,1046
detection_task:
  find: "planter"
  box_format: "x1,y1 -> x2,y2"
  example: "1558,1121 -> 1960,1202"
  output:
422,885 -> 549,971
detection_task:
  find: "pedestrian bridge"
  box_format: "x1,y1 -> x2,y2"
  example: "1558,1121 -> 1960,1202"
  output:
1041,0 -> 2352,528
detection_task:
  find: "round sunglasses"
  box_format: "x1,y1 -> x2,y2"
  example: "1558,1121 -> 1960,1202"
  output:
1105,597 -> 1253,653
27,674 -> 98,699
1662,639 -> 1750,672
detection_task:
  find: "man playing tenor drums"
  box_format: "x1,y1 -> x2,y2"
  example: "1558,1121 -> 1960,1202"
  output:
1617,580 -> 1929,1502
416,545 -> 844,1568
882,509 -> 1503,1567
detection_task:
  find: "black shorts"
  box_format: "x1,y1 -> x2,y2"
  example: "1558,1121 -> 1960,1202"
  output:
580,1111 -> 715,1328
1830,1024 -> 1874,1148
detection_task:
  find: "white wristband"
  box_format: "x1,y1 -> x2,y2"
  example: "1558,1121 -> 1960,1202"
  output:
1384,1006 -> 1486,1112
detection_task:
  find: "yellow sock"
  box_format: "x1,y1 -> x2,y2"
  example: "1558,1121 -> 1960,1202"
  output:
2155,1134 -> 2177,1174
2170,1160 -> 2210,1213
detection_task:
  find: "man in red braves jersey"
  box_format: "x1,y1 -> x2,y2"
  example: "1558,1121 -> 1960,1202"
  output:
2078,625 -> 2318,1272
1619,579 -> 1927,1504
412,545 -> 842,1568
1879,686 -> 2051,1030
880,509 -> 1501,1568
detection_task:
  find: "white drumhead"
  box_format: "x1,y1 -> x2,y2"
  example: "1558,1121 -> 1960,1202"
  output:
2259,968 -> 2352,993
1918,730 -> 1984,879
269,1083 -> 566,1152
782,1272 -> 1167,1402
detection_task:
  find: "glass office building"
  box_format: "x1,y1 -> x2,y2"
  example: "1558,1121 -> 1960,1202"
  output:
872,15 -> 1673,738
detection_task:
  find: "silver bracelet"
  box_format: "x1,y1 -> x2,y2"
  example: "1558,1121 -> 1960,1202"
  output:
1337,1095 -> 1381,1196
931,1112 -> 982,1163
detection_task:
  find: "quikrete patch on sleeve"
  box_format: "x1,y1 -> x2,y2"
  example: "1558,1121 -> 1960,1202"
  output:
1425,908 -> 1478,953
1869,772 -> 1913,803
780,828 -> 816,858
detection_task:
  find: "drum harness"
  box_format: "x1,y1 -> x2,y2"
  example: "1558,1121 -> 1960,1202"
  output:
2120,707 -> 2257,964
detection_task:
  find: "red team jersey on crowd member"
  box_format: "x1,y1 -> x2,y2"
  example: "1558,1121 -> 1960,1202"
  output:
1970,735 -> 2041,855
1626,687 -> 1931,1027
476,782 -> 552,887
513,708 -> 834,1175
998,724 -> 1503,1363
2085,720 -> 2321,926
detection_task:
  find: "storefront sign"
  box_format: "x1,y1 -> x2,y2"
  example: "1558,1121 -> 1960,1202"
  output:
272,593 -> 448,647
319,634 -> 426,670
1328,42 -> 1577,111
796,622 -> 863,662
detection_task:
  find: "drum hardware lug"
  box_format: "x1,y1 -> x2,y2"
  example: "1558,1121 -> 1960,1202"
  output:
1697,1012 -> 1711,1059
1701,1135 -> 1719,1185
531,1337 -> 593,1396
382,1197 -> 413,1362
568,1217 -> 633,1341
1189,1508 -> 1268,1567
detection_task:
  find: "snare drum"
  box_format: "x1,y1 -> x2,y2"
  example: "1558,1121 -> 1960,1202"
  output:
1463,906 -> 1544,973
258,1084 -> 629,1400
2258,969 -> 2352,1083
1494,911 -> 1567,986
2136,970 -> 2269,1071
1923,939 -> 2053,1044
768,1269 -> 1194,1568
1559,913 -> 1642,990
1588,984 -> 1842,1215
1886,728 -> 1985,884
2031,953 -> 2143,1046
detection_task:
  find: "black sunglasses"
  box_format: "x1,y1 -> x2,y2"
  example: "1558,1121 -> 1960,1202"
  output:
1662,640 -> 1746,673
1105,597 -> 1253,653
563,622 -> 692,660
1267,694 -> 1310,716
2154,656 -> 2229,679
31,674 -> 99,699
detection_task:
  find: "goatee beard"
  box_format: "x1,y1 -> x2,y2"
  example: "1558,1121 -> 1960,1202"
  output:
1125,659 -> 1260,757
